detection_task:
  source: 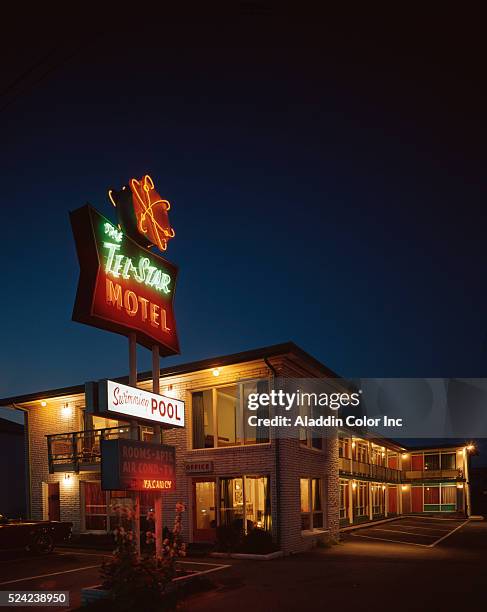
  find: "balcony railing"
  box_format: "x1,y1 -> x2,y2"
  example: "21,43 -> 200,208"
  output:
339,456 -> 464,483
338,456 -> 402,483
47,426 -> 142,473
403,468 -> 463,481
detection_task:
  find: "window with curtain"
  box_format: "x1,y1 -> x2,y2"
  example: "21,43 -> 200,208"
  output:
357,443 -> 368,463
216,385 -> 239,446
424,486 -> 440,504
441,453 -> 456,470
220,476 -> 271,533
372,484 -> 385,515
356,482 -> 368,517
424,454 -> 440,470
192,380 -> 270,449
300,478 -> 311,530
243,380 -> 270,444
339,480 -> 348,519
192,390 -> 214,449
300,477 -> 324,530
84,481 -> 107,531
441,485 -> 456,505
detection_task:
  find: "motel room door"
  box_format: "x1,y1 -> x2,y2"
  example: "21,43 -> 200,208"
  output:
47,483 -> 60,521
193,479 -> 216,542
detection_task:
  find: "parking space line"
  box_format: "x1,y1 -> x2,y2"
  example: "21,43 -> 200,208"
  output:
59,551 -> 110,558
173,563 -> 231,582
397,525 -> 451,532
364,528 -> 437,538
428,520 -> 469,548
0,564 -> 101,586
403,515 -> 463,521
350,533 -> 430,547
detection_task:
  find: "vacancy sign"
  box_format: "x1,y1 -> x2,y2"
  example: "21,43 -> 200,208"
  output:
98,379 -> 185,427
101,439 -> 176,491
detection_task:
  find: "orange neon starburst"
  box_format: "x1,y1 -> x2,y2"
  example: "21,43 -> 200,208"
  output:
129,175 -> 175,251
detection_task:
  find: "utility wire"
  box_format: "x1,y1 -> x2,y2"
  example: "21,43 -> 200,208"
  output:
0,33 -> 103,114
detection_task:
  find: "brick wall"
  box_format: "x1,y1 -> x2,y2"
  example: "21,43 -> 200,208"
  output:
24,354 -> 340,553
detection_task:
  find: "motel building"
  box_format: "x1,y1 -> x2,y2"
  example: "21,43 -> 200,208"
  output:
0,342 -> 473,555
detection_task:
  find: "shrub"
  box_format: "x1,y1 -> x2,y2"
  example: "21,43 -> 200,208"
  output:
215,523 -> 243,552
99,502 -> 187,611
239,528 -> 276,554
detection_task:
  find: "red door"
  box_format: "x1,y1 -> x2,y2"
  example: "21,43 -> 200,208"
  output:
388,486 -> 397,514
193,479 -> 216,542
412,486 -> 423,513
48,483 -> 60,521
411,454 -> 423,470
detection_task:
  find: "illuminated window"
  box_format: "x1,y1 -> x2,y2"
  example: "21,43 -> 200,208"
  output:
339,438 -> 350,458
424,454 -> 440,470
441,453 -> 456,470
219,475 -> 271,532
83,482 -> 107,531
192,380 -> 270,449
371,484 -> 385,515
300,478 -> 324,531
339,479 -> 349,519
355,481 -> 368,517
299,403 -> 323,450
356,442 -> 368,463
192,390 -> 214,448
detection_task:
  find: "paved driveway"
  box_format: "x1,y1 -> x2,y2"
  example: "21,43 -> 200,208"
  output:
347,516 -> 468,547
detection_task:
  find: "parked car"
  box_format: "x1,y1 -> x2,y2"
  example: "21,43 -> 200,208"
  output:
0,514 -> 72,553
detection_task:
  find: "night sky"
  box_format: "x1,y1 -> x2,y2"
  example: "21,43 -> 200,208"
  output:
1,14 -> 486,404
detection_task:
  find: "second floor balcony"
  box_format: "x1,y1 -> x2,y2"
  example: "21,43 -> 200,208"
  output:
47,426 -> 143,473
403,468 -> 463,481
339,456 -> 464,483
339,456 -> 402,482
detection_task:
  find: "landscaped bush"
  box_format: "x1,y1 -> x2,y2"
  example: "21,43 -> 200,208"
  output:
215,523 -> 243,552
97,502 -> 187,611
239,528 -> 277,554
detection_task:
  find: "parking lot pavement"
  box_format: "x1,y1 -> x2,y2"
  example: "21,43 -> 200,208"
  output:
0,548 -> 109,610
183,520 -> 487,612
348,516 -> 468,547
0,549 -> 231,610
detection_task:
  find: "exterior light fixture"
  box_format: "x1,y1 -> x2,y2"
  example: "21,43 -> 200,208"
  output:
457,483 -> 464,489
401,484 -> 408,490
351,441 -> 356,449
352,481 -> 357,490
61,404 -> 72,418
466,444 -> 475,451
41,401 -> 47,407
382,485 -> 386,491
64,474 -> 73,486
402,453 -> 408,458
212,368 -> 220,377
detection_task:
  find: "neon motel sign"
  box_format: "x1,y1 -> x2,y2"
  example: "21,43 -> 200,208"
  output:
70,197 -> 179,355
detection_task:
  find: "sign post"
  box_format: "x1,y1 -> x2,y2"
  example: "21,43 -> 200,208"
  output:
152,344 -> 163,557
72,174 -> 182,561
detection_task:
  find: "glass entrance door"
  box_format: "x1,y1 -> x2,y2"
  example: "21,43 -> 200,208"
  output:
193,479 -> 216,541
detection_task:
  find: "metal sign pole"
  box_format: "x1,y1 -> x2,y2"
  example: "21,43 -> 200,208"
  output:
152,344 -> 163,557
128,332 -> 141,557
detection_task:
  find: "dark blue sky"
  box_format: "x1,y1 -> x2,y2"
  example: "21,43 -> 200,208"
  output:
1,16 -> 486,398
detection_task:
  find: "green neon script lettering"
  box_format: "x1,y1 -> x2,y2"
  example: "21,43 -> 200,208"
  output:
102,242 -> 171,294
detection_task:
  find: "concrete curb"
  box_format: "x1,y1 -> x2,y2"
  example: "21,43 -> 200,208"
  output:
210,550 -> 284,561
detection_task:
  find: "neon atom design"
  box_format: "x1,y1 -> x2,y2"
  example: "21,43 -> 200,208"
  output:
129,175 -> 175,252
